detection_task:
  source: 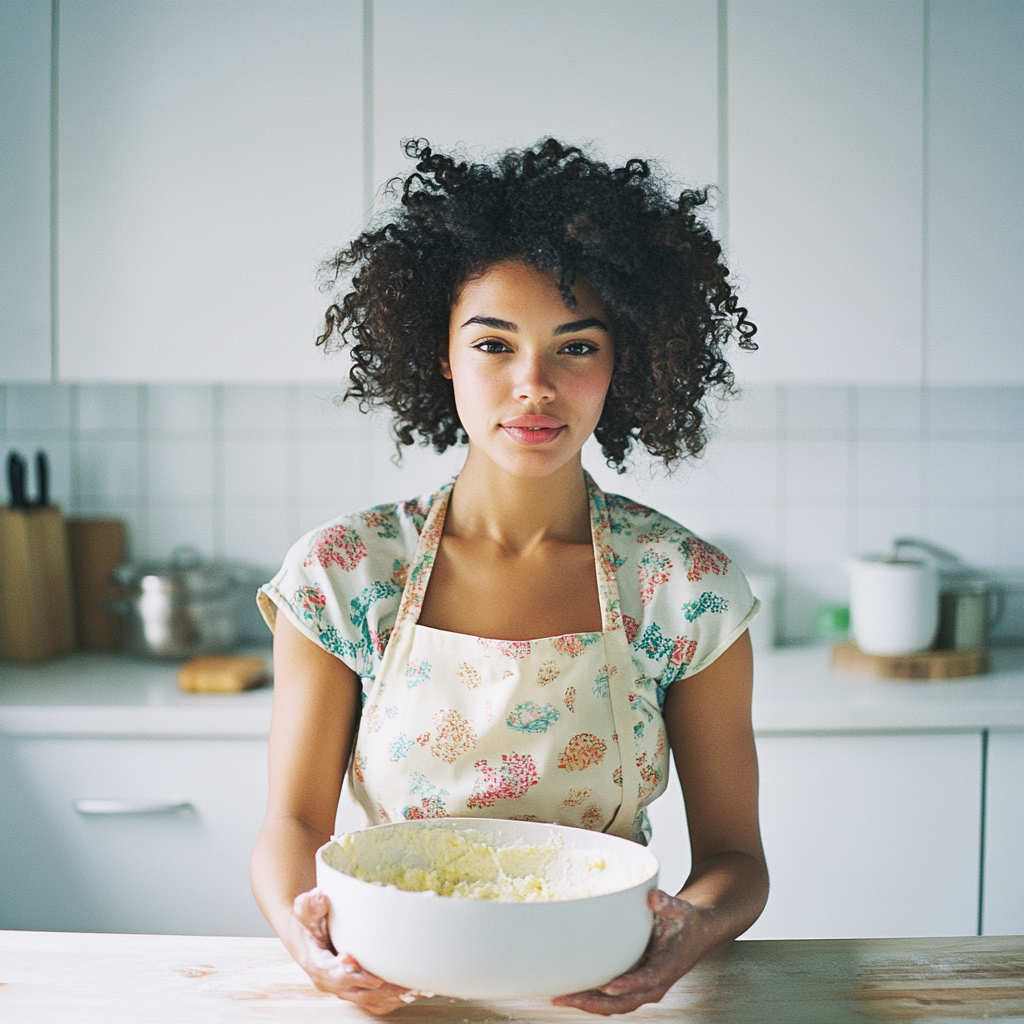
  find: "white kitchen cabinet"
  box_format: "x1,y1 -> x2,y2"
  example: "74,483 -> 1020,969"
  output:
982,729 -> 1024,935
926,0 -> 1024,385
373,0 -> 719,211
746,731 -> 982,939
0,0 -> 52,382
0,735 -> 273,936
728,1 -> 925,385
57,0 -> 363,383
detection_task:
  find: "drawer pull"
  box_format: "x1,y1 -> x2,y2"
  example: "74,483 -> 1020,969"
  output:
73,799 -> 195,816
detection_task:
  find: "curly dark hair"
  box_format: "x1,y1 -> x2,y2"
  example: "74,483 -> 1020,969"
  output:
317,138 -> 756,468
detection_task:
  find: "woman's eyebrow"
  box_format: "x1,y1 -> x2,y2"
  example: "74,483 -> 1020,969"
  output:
460,315 -> 517,331
459,315 -> 609,334
553,317 -> 609,335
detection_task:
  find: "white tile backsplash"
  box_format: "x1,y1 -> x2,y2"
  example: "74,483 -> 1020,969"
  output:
783,385 -> 851,436
77,384 -> 140,432
784,439 -> 850,501
145,502 -> 217,561
223,385 -> 292,435
856,385 -> 923,435
4,383 -> 73,432
222,436 -> 290,501
146,437 -> 216,501
2,381 -> 1022,642
77,437 -> 139,502
924,438 -> 1003,501
857,439 -> 923,501
147,384 -> 215,435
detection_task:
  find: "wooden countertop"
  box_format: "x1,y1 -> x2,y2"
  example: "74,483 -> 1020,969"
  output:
1,931 -> 1021,1022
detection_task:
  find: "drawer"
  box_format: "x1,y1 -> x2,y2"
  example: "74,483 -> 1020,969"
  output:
0,736 -> 273,936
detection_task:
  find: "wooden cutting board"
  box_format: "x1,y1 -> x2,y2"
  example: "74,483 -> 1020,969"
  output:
831,641 -> 989,679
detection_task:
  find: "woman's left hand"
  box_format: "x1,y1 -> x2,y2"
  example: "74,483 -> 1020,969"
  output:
551,888 -> 710,1016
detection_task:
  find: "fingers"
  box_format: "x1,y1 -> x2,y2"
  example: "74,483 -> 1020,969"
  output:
293,887 -> 329,925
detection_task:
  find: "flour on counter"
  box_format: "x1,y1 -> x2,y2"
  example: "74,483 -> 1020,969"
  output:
323,824 -> 648,901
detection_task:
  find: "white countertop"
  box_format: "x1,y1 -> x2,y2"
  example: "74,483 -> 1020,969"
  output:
1,645 -> 1021,737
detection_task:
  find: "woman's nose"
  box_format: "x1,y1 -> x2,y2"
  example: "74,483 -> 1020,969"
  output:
514,354 -> 556,402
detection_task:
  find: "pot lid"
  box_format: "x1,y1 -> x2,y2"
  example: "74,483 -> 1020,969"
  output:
112,547 -> 236,596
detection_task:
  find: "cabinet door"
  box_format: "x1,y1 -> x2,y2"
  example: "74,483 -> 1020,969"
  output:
0,0 -> 52,381
926,0 -> 1024,384
747,731 -> 981,939
982,729 -> 1024,935
728,1 -> 924,384
0,736 -> 273,936
57,0 -> 362,382
374,0 -> 718,207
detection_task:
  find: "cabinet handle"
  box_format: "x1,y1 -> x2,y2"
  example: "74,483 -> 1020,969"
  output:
73,799 -> 195,816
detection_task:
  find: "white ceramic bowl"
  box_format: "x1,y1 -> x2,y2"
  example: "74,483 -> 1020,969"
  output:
315,817 -> 659,1000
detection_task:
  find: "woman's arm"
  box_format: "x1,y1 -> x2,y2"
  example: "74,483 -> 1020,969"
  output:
553,630 -> 768,1016
249,615 -> 415,1015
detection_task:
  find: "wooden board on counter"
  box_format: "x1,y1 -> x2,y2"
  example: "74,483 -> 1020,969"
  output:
831,641 -> 990,679
1,930 -> 1021,1022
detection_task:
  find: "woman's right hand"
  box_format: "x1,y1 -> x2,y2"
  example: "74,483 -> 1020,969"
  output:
288,888 -> 419,1015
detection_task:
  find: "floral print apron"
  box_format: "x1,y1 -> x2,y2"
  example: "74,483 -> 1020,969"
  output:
349,477 -> 667,842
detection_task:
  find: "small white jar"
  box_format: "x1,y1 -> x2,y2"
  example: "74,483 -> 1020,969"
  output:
847,556 -> 939,656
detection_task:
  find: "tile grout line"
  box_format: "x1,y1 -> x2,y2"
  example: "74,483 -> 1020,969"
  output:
212,385 -> 225,559
775,385 -> 788,639
136,384 -> 149,559
288,384 -> 302,541
847,386 -> 858,556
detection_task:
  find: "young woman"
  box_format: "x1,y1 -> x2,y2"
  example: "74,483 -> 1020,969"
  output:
251,139 -> 767,1016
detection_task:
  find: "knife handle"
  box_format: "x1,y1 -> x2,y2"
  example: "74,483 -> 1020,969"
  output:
35,450 -> 48,507
6,451 -> 27,508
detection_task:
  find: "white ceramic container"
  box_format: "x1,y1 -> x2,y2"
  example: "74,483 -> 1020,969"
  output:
847,556 -> 939,655
315,817 -> 659,1000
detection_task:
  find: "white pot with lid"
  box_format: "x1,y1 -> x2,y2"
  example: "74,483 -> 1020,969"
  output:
847,555 -> 939,656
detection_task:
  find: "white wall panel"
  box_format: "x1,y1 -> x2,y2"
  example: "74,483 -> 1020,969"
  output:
58,0 -> 363,382
374,0 -> 718,208
0,0 -> 52,381
926,0 -> 1024,384
729,1 -> 925,384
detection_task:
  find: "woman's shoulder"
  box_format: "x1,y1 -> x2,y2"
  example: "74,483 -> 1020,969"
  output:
603,491 -> 731,581
601,489 -> 757,683
288,483 -> 450,571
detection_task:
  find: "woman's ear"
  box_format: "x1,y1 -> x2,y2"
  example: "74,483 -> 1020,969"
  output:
439,353 -> 452,380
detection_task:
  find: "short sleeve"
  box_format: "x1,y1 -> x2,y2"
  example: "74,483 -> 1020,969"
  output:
257,504 -> 415,684
605,494 -> 759,700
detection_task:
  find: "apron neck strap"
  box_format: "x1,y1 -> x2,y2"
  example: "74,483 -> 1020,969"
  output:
585,473 -> 626,635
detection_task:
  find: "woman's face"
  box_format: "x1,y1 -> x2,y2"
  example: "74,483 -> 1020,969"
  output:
443,260 -> 614,479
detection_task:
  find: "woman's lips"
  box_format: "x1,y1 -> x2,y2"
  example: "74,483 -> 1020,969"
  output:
501,416 -> 566,446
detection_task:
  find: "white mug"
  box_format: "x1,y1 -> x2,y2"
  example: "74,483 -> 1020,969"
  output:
847,556 -> 939,656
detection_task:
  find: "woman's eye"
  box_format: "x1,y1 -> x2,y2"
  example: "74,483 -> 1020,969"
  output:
473,339 -> 511,354
560,341 -> 598,356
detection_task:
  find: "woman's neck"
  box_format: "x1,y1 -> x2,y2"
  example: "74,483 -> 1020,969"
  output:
445,447 -> 592,551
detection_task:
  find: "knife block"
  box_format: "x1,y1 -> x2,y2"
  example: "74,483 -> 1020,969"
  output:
0,505 -> 77,661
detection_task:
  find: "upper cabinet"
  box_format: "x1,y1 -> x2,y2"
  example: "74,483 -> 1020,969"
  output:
926,0 -> 1024,385
5,1 -> 1020,386
57,0 -> 363,382
0,0 -> 52,381
728,1 -> 925,385
373,0 -> 719,211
